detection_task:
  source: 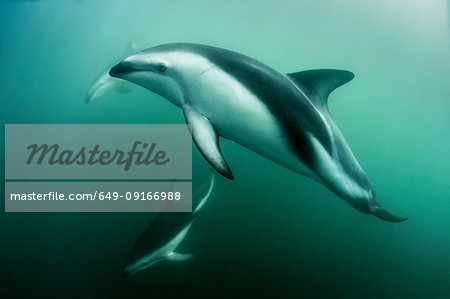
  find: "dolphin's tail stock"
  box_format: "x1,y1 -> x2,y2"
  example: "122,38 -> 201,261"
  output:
370,192 -> 408,222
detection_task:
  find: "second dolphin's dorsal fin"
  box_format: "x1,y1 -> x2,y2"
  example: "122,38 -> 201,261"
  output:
287,69 -> 354,110
124,38 -> 141,56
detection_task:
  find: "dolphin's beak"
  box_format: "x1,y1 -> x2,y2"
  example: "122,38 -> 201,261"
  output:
109,61 -> 129,78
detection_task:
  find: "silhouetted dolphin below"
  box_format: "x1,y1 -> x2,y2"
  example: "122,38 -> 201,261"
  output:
110,43 -> 406,222
122,175 -> 215,277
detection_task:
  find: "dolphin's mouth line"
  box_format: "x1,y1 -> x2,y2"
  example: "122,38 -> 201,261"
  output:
109,62 -> 138,77
109,65 -> 149,77
109,64 -> 125,77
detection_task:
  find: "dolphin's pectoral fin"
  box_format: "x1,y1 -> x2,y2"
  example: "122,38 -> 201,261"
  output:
371,206 -> 408,222
166,252 -> 193,262
288,69 -> 355,110
183,104 -> 234,180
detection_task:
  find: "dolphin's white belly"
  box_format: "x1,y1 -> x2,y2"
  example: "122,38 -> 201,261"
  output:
189,68 -> 314,178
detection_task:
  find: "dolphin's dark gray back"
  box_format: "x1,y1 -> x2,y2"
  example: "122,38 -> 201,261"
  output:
172,44 -> 332,170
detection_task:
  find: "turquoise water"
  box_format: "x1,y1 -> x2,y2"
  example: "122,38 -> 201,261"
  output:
1,0 -> 449,298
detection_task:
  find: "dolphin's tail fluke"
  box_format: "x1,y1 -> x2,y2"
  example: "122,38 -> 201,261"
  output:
368,191 -> 408,222
371,206 -> 408,222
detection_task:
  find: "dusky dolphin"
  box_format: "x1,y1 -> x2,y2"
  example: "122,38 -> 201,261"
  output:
85,40 -> 139,103
109,43 -> 406,222
122,174 -> 215,277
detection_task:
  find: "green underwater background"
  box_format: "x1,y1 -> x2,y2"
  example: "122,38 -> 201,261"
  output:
0,0 -> 449,298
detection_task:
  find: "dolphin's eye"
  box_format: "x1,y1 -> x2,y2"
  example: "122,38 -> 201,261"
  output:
157,64 -> 166,72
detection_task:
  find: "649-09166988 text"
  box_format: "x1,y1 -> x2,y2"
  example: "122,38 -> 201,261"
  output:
9,191 -> 182,201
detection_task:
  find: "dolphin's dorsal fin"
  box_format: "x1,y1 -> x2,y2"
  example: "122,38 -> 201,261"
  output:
183,104 -> 233,180
124,39 -> 141,56
166,252 -> 193,262
287,69 -> 354,110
